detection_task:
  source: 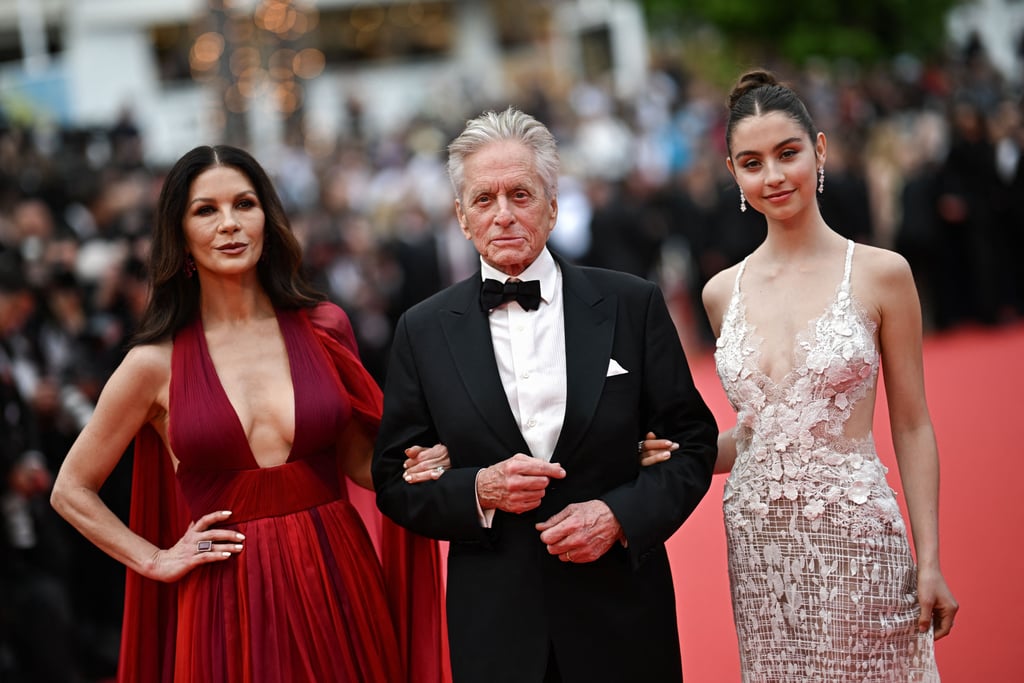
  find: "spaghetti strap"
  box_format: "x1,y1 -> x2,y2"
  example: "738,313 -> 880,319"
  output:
841,239 -> 855,292
733,256 -> 749,296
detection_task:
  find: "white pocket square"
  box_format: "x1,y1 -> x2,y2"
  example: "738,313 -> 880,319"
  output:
606,358 -> 629,377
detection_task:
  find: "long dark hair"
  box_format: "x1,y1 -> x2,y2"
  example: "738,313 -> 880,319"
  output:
131,145 -> 323,345
725,69 -> 818,156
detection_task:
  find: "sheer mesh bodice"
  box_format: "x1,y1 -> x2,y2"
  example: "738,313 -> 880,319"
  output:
714,240 -> 939,682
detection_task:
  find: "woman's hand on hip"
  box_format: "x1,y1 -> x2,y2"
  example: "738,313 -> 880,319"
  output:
145,510 -> 244,582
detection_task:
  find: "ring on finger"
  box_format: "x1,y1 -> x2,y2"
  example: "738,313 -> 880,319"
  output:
637,441 -> 644,455
197,540 -> 213,553
566,551 -> 573,562
434,466 -> 445,475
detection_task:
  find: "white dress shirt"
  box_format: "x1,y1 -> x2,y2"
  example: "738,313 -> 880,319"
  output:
480,247 -> 567,462
476,248 -> 567,525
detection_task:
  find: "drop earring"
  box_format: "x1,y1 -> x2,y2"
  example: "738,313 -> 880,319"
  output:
739,187 -> 747,213
818,166 -> 825,194
184,254 -> 196,278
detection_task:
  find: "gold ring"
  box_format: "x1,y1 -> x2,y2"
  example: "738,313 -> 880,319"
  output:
197,540 -> 213,553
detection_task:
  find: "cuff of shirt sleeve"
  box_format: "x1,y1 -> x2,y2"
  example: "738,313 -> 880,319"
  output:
474,470 -> 496,528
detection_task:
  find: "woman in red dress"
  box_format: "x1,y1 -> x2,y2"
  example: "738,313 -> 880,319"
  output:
51,145 -> 445,683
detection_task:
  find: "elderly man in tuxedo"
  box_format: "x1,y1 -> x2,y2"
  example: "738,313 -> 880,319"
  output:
372,107 -> 718,683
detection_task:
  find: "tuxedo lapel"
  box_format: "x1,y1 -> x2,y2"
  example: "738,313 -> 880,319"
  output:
438,277 -> 530,455
553,259 -> 616,463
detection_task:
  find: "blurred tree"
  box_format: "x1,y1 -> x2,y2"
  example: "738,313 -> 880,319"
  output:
641,0 -> 964,64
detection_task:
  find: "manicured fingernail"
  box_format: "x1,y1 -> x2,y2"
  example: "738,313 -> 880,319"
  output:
235,533 -> 245,540
221,511 -> 232,516
403,473 -> 412,482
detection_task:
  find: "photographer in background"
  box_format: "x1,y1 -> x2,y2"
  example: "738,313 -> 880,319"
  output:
0,252 -> 81,682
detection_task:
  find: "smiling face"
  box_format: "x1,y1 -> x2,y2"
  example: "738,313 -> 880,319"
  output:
455,140 -> 557,277
727,111 -> 826,223
183,165 -> 265,279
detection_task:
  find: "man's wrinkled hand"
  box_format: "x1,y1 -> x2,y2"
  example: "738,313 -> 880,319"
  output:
536,500 -> 622,563
476,453 -> 565,514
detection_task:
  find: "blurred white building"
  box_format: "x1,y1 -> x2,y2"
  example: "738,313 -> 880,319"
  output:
947,0 -> 1024,83
0,0 -> 649,164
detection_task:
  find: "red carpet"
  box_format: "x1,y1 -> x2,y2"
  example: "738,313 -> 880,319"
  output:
670,322 -> 1024,681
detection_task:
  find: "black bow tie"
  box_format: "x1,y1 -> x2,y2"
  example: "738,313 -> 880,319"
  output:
480,278 -> 542,312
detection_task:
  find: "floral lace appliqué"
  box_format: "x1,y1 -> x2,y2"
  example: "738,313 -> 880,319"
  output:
714,241 -> 939,682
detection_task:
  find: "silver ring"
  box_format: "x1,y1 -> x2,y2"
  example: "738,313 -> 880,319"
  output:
197,540 -> 213,553
434,466 -> 445,475
637,441 -> 644,455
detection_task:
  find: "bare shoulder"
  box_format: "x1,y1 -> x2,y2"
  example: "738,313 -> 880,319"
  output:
852,243 -> 914,288
120,341 -> 173,381
705,265 -> 740,304
107,341 -> 173,411
702,263 -> 741,333
850,243 -> 918,321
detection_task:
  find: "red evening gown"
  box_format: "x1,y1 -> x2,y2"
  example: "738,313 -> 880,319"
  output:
116,303 -> 445,683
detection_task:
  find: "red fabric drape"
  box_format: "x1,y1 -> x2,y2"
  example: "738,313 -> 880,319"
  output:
118,425 -> 189,683
307,304 -> 448,683
116,304 -> 447,682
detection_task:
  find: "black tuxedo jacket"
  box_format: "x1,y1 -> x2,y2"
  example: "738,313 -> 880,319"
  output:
373,253 -> 718,683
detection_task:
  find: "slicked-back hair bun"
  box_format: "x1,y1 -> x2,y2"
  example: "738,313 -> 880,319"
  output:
725,68 -> 817,155
727,69 -> 779,111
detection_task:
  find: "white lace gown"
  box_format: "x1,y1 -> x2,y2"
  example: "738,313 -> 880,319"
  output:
714,240 -> 939,682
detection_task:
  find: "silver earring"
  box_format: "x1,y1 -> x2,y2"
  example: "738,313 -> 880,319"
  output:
818,166 -> 825,194
739,188 -> 747,212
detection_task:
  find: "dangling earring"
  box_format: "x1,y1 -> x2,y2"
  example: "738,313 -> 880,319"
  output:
184,254 -> 196,278
818,166 -> 825,194
739,187 -> 747,213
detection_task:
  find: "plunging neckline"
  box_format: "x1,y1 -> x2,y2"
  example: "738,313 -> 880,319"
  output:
726,239 -> 867,393
732,287 -> 845,390
195,309 -> 299,469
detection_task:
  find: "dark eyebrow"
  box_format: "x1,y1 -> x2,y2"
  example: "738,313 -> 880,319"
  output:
733,137 -> 804,160
188,190 -> 257,207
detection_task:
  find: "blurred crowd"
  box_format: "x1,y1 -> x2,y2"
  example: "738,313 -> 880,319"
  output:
2,31 -> 1022,682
